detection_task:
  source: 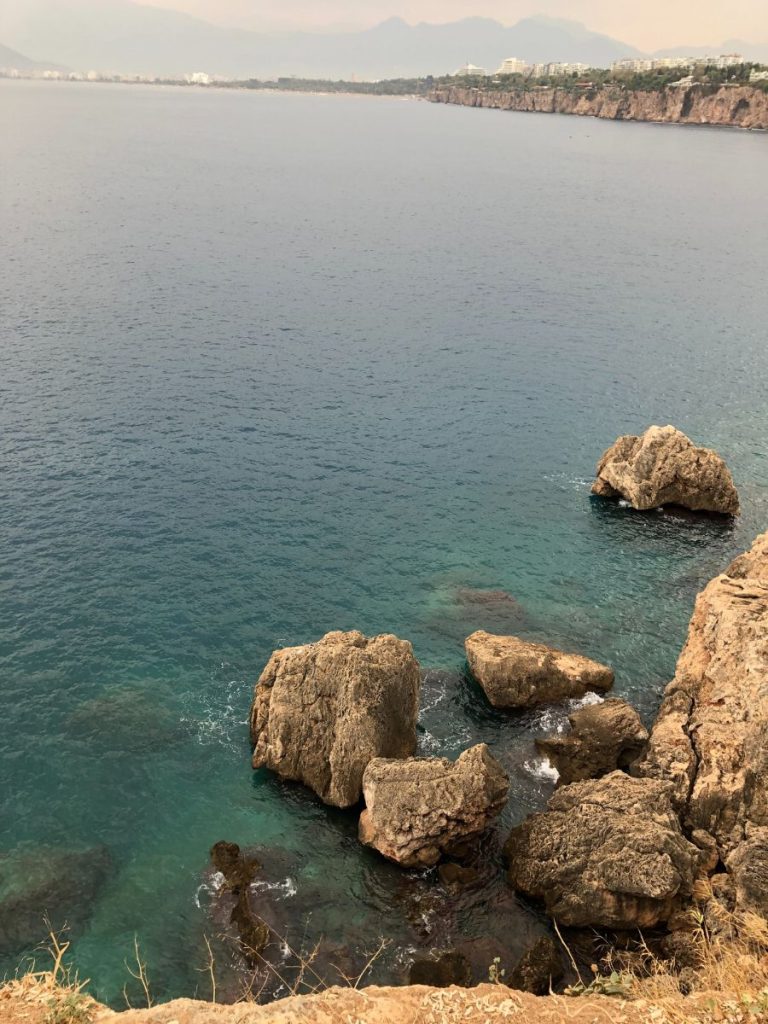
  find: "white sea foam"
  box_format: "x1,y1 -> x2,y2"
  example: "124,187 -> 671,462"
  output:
250,877 -> 297,899
523,757 -> 560,783
181,677 -> 248,751
193,870 -> 225,909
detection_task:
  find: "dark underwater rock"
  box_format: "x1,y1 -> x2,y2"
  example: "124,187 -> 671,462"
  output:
66,687 -> 187,753
409,949 -> 472,987
0,844 -> 113,956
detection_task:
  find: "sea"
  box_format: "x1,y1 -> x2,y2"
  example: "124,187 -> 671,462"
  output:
1,78 -> 767,1005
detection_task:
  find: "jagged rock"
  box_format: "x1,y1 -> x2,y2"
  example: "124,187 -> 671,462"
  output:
359,744 -> 509,868
408,950 -> 472,987
536,698 -> 648,785
725,825 -> 768,921
250,630 -> 420,808
0,845 -> 113,956
591,425 -> 739,514
638,532 -> 768,858
465,631 -> 613,709
508,935 -> 563,995
505,772 -> 702,929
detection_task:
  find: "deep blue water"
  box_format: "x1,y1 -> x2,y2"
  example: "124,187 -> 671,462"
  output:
1,79 -> 767,1004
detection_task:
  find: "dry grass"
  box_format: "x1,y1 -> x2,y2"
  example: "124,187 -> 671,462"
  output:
593,909 -> 768,1023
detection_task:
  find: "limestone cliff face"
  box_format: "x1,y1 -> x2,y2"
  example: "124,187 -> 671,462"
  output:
429,84 -> 768,131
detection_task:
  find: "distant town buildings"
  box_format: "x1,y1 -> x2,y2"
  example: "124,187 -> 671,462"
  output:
611,54 -> 744,73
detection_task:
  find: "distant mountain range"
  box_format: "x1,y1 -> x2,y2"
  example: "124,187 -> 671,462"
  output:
0,0 -> 644,78
0,40 -> 66,70
0,0 -> 765,79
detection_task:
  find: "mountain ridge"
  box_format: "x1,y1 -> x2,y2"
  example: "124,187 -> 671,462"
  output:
0,0 -> 644,78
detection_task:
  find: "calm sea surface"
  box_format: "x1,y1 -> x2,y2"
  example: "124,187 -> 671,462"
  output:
1,79 -> 767,1003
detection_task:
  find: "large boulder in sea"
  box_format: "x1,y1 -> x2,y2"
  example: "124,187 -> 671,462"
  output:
537,697 -> 648,785
359,744 -> 509,868
250,630 -> 420,808
505,772 -> 702,929
638,531 -> 768,875
465,631 -> 613,709
591,424 -> 739,514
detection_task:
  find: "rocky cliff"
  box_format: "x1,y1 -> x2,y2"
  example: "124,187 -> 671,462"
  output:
429,84 -> 768,131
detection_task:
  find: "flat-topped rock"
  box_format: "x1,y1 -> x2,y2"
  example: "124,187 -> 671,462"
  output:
505,772 -> 702,929
537,697 -> 648,785
465,630 -> 613,708
592,424 -> 739,514
250,630 -> 420,808
359,744 -> 509,868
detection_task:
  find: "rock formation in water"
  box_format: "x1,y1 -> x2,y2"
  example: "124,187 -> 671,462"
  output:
208,841 -> 270,958
358,744 -> 509,867
505,771 -> 702,929
537,697 -> 648,785
429,84 -> 768,131
250,630 -> 420,808
465,630 -> 613,708
593,425 -> 741,516
638,530 -> 768,920
591,425 -> 739,514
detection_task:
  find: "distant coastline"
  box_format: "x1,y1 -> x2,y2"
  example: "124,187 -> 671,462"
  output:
429,82 -> 768,130
3,70 -> 768,130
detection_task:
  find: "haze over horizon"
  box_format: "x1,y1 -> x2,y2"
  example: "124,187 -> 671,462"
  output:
2,0 -> 767,78
134,0 -> 767,51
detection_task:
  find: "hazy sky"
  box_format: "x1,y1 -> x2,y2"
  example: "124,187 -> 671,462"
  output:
138,0 -> 768,49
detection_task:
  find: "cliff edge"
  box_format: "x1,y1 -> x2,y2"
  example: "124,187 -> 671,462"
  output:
429,83 -> 768,130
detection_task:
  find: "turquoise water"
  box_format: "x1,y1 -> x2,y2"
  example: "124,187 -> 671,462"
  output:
1,79 -> 767,1004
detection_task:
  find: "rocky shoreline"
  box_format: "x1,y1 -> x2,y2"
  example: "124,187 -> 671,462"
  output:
428,83 -> 768,131
4,426 -> 765,1017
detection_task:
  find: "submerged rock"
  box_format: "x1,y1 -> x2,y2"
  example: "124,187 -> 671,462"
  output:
210,841 -> 261,891
508,935 -> 563,995
591,425 -> 739,514
638,531 -> 768,861
0,844 -> 113,956
465,631 -> 614,709
505,772 -> 702,929
537,697 -> 648,785
66,687 -> 187,753
208,842 -> 269,959
250,630 -> 420,808
408,950 -> 472,987
359,744 -> 509,868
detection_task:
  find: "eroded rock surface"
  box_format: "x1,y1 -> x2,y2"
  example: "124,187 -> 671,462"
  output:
591,425 -> 739,514
465,631 -> 613,708
250,631 -> 420,808
359,744 -> 509,867
508,935 -> 563,995
638,531 -> 768,861
537,698 -> 648,785
505,772 -> 702,929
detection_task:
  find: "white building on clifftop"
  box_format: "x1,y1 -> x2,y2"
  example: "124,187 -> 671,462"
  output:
454,63 -> 489,77
496,57 -> 528,75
